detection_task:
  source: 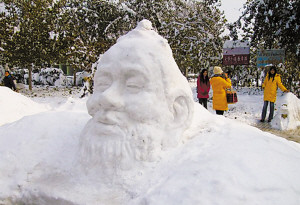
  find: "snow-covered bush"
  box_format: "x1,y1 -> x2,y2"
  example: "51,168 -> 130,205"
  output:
14,68 -> 28,84
79,56 -> 101,98
13,67 -> 92,87
64,71 -> 91,87
39,68 -> 66,86
76,71 -> 90,86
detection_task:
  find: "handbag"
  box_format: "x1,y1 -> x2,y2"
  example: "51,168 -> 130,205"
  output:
226,88 -> 238,104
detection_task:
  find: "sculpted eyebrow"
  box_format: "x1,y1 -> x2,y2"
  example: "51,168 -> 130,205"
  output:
124,68 -> 148,78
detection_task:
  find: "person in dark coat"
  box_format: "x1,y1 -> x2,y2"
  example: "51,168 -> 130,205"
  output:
3,71 -> 17,91
197,69 -> 210,109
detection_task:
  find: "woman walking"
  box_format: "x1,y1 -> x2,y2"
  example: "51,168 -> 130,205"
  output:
260,66 -> 289,122
210,66 -> 232,115
197,69 -> 210,109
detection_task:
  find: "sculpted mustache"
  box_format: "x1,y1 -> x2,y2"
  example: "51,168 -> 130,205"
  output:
93,111 -> 125,125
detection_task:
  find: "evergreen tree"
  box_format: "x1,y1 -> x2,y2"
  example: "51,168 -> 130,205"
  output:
165,0 -> 226,76
56,0 -> 131,85
0,0 -> 64,90
0,11 -> 14,66
122,0 -> 226,76
1,0 -> 227,90
228,0 -> 300,95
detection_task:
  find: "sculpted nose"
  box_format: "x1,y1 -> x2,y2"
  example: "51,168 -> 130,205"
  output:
98,84 -> 124,110
87,84 -> 123,116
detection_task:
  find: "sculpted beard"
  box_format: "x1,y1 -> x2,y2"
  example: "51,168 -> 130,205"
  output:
79,119 -> 164,173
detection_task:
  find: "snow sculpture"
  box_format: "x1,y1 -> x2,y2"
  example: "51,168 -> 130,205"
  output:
79,19 -> 194,173
271,92 -> 300,130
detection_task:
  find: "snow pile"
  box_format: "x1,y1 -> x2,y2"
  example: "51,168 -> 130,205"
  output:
0,87 -> 49,126
272,92 -> 300,130
133,106 -> 300,205
54,97 -> 88,112
0,99 -> 300,205
0,110 -> 90,202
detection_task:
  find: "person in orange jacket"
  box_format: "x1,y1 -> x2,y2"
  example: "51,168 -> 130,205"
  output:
260,66 -> 289,122
210,66 -> 232,115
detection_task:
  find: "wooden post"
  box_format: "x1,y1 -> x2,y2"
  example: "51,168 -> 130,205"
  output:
73,67 -> 77,86
256,69 -> 259,87
28,65 -> 32,91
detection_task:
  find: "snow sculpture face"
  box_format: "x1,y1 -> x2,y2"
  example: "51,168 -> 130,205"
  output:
79,20 -> 194,174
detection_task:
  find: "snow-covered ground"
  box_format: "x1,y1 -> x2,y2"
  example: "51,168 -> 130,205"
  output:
0,84 -> 300,205
190,81 -> 300,140
8,82 -> 300,138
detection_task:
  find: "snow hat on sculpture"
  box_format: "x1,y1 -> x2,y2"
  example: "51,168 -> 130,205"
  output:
79,19 -> 194,176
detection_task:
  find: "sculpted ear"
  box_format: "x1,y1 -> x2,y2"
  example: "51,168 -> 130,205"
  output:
172,95 -> 193,128
163,94 -> 193,147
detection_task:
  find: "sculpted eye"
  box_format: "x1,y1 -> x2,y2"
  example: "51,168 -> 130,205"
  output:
96,77 -> 112,92
125,79 -> 144,93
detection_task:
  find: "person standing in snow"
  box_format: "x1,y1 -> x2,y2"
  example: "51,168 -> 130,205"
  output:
210,66 -> 232,115
3,71 -> 17,91
260,66 -> 289,122
197,69 -> 210,109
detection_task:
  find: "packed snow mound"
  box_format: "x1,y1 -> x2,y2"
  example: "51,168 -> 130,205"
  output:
0,111 -> 90,201
132,110 -> 300,205
55,97 -> 88,112
0,87 -> 49,125
0,104 -> 300,205
272,92 -> 300,130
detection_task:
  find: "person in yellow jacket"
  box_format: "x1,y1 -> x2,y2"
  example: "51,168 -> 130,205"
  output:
260,66 -> 289,122
210,66 -> 232,115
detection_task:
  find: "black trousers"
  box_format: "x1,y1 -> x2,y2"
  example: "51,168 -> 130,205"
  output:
198,98 -> 208,109
216,110 -> 224,115
261,101 -> 274,121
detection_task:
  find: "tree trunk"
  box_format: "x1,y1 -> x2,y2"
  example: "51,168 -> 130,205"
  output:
185,67 -> 189,79
28,66 -> 32,91
256,70 -> 259,87
73,67 -> 77,86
